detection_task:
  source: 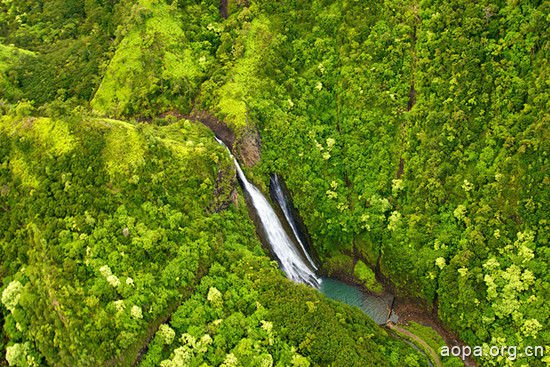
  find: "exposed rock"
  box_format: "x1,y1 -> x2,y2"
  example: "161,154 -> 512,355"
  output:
209,169 -> 239,213
236,127 -> 261,167
187,110 -> 235,148
189,110 -> 260,167
396,157 -> 404,178
407,83 -> 416,111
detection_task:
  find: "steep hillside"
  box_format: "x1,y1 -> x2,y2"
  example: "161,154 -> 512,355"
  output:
0,110 -> 421,365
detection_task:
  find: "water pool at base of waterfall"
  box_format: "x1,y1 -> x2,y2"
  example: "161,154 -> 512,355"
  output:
320,277 -> 398,325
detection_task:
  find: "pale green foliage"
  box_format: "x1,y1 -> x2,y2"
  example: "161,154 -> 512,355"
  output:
387,211 -> 401,231
2,280 -> 23,312
160,346 -> 192,367
221,353 -> 239,367
359,214 -> 371,231
5,343 -> 25,367
99,265 -> 121,287
435,257 -> 446,270
180,333 -> 196,348
453,205 -> 467,221
106,275 -> 121,288
521,318 -> 542,338
199,334 -> 213,351
114,300 -> 125,312
391,179 -> 404,195
160,332 -> 213,366
354,260 -> 383,293
461,179 -> 474,192
99,265 -> 112,278
260,320 -> 273,332
131,305 -> 143,319
457,267 -> 468,277
326,189 -> 337,199
5,342 -> 37,367
484,263 -> 536,320
291,353 -> 310,367
207,286 -> 223,307
157,324 -> 176,345
513,230 -> 535,263
257,354 -> 274,367
483,257 -> 500,271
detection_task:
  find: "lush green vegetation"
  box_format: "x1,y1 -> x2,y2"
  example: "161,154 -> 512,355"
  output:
0,107 -> 421,365
188,1 -> 549,366
0,111 -> 238,365
0,0 -> 548,365
139,245 -> 421,366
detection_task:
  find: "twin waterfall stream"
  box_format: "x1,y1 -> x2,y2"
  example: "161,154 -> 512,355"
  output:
217,137 -> 320,287
216,137 -> 396,326
234,157 -> 321,287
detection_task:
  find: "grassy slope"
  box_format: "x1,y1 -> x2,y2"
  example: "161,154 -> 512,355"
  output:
90,0 -> 223,119
0,44 -> 34,102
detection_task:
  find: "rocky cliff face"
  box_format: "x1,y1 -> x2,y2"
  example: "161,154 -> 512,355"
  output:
190,110 -> 261,168
236,127 -> 261,167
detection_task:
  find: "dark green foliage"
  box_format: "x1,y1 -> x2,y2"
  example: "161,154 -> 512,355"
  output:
0,0 -> 120,104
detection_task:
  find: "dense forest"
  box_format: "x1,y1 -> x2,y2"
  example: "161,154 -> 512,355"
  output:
0,0 -> 548,366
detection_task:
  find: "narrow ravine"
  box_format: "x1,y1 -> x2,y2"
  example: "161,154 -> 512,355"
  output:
215,136 -> 397,322
214,135 -> 447,367
216,137 -> 320,288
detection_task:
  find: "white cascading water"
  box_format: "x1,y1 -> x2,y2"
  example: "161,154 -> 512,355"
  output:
271,174 -> 318,270
216,138 -> 320,288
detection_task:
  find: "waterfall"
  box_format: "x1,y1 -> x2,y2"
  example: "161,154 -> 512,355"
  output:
270,174 -> 318,270
215,138 -> 320,288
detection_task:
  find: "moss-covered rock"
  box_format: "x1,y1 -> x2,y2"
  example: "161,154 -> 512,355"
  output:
354,260 -> 383,294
